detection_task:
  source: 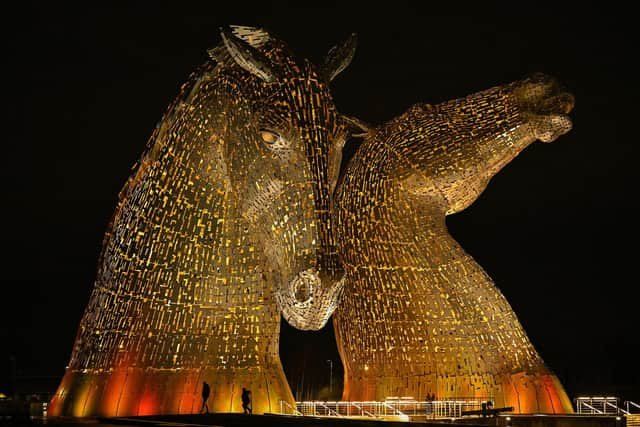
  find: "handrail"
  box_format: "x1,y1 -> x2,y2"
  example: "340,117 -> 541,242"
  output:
350,402 -> 377,418
627,401 -> 640,413
574,396 -> 640,416
580,402 -> 604,414
604,401 -> 630,415
279,399 -> 303,416
382,401 -> 407,417
291,398 -> 491,419
316,401 -> 341,417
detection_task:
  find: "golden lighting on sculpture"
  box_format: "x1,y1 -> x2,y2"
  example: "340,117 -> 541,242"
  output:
333,73 -> 575,414
49,25 -> 577,418
48,26 -> 356,417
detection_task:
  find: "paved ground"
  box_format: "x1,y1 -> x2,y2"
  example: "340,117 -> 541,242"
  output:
103,413 -> 488,426
2,413 -> 627,427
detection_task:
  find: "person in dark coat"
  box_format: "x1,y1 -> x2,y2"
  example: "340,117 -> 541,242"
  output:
241,387 -> 252,415
200,381 -> 210,413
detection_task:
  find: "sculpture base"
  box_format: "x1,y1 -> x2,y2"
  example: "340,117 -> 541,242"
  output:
341,371 -> 574,414
48,365 -> 294,417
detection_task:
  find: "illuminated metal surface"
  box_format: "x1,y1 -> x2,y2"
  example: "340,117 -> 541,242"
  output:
333,74 -> 575,413
48,26 -> 354,417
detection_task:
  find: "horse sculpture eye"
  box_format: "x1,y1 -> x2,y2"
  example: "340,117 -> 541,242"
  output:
260,129 -> 280,144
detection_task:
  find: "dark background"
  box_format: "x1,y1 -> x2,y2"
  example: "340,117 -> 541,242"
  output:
3,4 -> 638,405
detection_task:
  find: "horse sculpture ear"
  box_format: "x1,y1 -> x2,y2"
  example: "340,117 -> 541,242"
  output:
219,26 -> 276,83
342,114 -> 372,138
321,32 -> 358,82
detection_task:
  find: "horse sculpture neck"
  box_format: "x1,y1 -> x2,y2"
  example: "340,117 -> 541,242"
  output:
50,59 -> 293,417
334,76 -> 574,414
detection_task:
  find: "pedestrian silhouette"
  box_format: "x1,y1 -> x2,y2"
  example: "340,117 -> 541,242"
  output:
241,387 -> 252,415
425,392 -> 434,415
200,381 -> 210,413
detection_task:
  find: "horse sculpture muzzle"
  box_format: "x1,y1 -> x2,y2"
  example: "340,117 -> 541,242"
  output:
278,265 -> 345,331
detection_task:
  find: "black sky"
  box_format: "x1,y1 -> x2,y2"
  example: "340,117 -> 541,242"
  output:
3,4 -> 638,403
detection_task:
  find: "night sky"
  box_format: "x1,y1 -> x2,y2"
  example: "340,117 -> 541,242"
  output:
3,4 -> 638,404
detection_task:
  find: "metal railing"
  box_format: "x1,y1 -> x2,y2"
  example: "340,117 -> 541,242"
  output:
627,401 -> 640,414
284,397 -> 640,420
576,396 -> 630,415
291,397 -> 492,420
279,399 -> 303,416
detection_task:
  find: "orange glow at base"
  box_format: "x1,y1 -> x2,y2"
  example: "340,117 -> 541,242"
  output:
138,390 -> 158,416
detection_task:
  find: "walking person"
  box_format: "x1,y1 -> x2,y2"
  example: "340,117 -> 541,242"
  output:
241,387 -> 252,415
200,381 -> 210,413
425,392 -> 434,417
